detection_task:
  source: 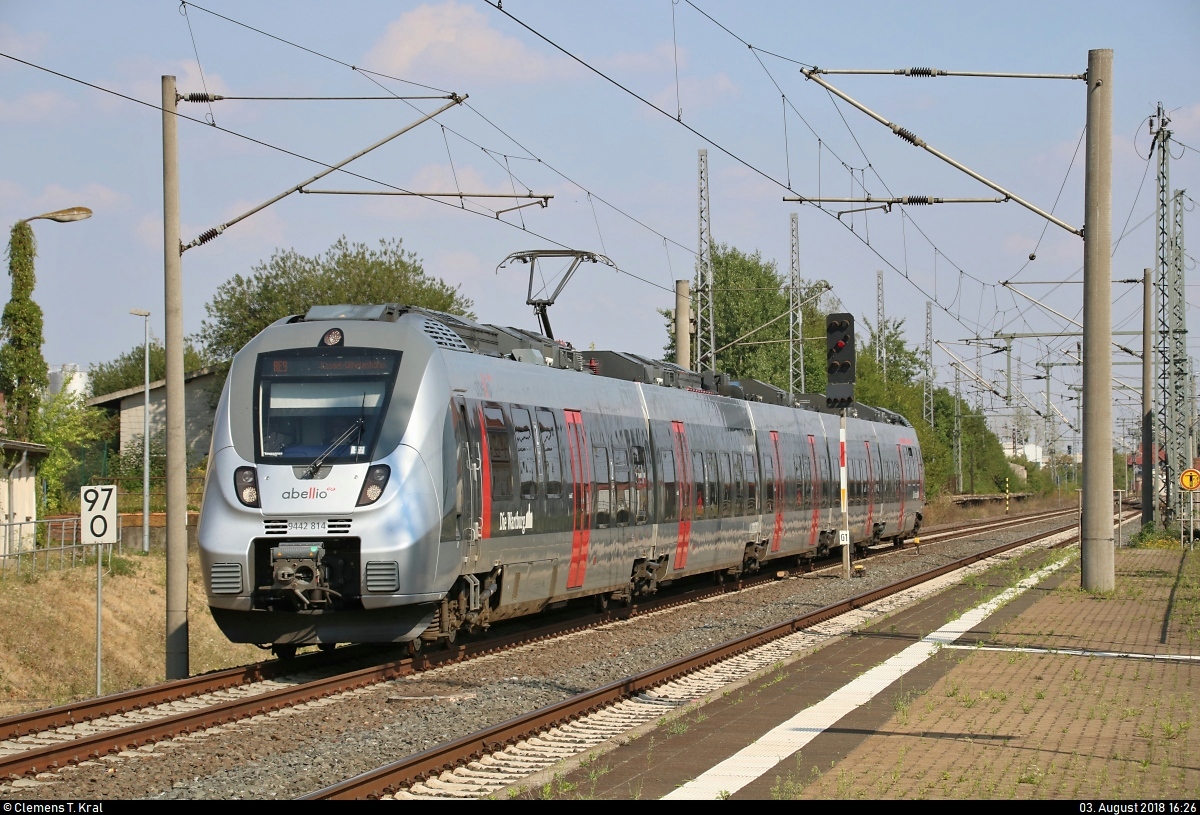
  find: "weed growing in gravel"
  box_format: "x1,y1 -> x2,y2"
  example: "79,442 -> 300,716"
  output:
665,718 -> 689,736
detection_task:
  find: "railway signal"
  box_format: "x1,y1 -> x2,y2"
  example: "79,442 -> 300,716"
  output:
826,313 -> 856,408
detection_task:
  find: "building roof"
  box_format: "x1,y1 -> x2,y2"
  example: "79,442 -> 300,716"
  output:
86,366 -> 218,409
0,439 -> 51,461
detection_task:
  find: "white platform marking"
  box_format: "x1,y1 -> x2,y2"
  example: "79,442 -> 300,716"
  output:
662,556 -> 1070,800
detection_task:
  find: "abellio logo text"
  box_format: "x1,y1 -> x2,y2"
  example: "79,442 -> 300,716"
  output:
282,487 -> 336,500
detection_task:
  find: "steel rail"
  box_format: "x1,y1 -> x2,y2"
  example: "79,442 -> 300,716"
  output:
0,505 -> 1084,780
306,521 -> 1085,799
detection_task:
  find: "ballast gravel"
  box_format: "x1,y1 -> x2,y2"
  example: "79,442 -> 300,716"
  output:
0,516 -> 1082,800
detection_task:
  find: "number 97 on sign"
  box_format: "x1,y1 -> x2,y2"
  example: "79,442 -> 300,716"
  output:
81,485 -> 118,544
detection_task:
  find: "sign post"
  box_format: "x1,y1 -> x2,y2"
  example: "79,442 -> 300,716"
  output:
1181,469 -> 1200,551
82,485 -> 117,697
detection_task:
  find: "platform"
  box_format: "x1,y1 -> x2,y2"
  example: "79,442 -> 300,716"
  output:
540,544 -> 1199,800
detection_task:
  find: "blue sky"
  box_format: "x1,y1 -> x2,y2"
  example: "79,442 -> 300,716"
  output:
2,1 -> 1198,445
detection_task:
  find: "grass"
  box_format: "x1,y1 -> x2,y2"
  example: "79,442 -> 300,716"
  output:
0,546 -> 261,715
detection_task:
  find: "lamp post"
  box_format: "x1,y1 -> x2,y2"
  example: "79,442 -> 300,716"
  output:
130,309 -> 151,554
4,207 -> 92,553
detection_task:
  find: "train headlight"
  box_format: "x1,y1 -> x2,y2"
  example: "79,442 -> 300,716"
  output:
321,328 -> 344,347
357,464 -> 390,506
234,466 -> 261,508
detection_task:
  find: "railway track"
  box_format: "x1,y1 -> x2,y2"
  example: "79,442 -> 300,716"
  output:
0,504 -> 1086,784
306,517 -> 1096,800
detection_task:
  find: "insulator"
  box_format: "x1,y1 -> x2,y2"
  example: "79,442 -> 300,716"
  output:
907,67 -> 937,77
893,127 -> 925,147
904,196 -> 932,206
195,228 -> 221,246
182,92 -> 222,103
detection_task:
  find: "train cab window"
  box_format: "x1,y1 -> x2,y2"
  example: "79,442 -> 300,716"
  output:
511,408 -> 538,500
732,454 -> 744,516
660,450 -> 678,522
763,454 -> 776,513
536,410 -> 562,497
744,454 -> 757,514
593,447 -> 612,528
483,406 -> 514,500
613,448 -> 631,526
693,453 -> 706,518
632,446 -> 649,524
705,452 -> 718,517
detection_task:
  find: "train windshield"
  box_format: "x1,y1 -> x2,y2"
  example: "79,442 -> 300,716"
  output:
254,348 -> 401,465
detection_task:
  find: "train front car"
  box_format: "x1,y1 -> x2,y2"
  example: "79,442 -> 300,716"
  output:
198,305 -> 461,651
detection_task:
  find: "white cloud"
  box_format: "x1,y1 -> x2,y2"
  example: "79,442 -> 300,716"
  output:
32,182 -> 126,215
650,72 -> 738,116
599,42 -> 681,76
0,25 -> 47,62
363,1 -> 571,87
0,90 -> 75,123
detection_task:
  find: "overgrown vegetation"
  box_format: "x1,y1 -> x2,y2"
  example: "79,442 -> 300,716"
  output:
88,338 -> 211,398
0,221 -> 48,443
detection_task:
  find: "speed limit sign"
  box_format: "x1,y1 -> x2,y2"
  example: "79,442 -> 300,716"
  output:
81,485 -> 118,544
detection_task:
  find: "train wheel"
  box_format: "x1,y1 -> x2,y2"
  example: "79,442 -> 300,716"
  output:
595,593 -> 609,612
273,644 -> 297,661
317,643 -> 337,653
406,638 -> 422,658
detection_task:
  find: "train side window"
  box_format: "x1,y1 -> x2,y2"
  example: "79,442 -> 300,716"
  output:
705,452 -> 718,517
632,445 -> 648,524
511,408 -> 538,500
732,454 -> 744,516
719,452 -> 732,517
536,410 -> 562,497
613,448 -> 631,526
693,452 -> 706,518
660,450 -> 678,522
763,453 -> 775,513
744,454 -> 757,514
483,406 -> 513,500
593,446 -> 612,528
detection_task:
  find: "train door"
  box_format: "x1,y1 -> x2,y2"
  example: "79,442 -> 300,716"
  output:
768,431 -> 784,552
670,422 -> 692,570
452,397 -> 481,566
807,435 -> 820,547
564,410 -> 591,589
896,444 -> 906,533
864,440 -> 875,540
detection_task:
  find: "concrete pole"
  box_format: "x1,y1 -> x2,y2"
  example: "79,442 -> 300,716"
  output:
1143,267 -> 1154,527
162,76 -> 189,678
142,313 -> 150,554
675,280 -> 691,371
1081,49 -> 1114,592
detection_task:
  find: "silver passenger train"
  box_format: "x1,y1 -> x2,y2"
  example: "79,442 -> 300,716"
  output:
198,303 -> 924,653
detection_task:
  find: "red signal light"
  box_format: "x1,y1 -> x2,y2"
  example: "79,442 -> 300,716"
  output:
835,340 -> 846,351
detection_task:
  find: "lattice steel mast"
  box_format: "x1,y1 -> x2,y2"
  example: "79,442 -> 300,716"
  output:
789,213 -> 804,393
876,271 -> 887,383
695,149 -> 715,372
924,302 -> 934,428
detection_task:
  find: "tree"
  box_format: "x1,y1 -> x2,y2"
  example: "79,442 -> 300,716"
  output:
662,243 -> 837,393
198,236 -> 474,361
0,222 -> 48,441
88,339 -> 211,398
31,375 -> 111,513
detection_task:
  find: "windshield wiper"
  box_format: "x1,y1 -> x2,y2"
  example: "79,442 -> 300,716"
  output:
304,419 -> 363,479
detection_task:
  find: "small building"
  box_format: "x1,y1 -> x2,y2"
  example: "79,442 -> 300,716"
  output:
86,367 -> 218,461
47,364 -> 89,398
0,439 -> 50,554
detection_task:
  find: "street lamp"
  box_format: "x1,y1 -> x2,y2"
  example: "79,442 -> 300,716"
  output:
130,309 -> 151,554
24,207 -> 93,224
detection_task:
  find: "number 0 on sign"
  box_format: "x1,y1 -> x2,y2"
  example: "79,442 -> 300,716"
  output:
1181,469 -> 1200,492
81,485 -> 118,544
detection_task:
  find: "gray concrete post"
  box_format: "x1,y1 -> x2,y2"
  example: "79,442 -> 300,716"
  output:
162,76 -> 189,678
1081,49 -> 1115,592
675,280 -> 691,371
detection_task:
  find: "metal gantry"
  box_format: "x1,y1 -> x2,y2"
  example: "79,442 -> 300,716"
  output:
695,149 -> 715,372
924,301 -> 934,428
1152,105 -> 1188,522
789,213 -> 804,393
876,270 -> 887,382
